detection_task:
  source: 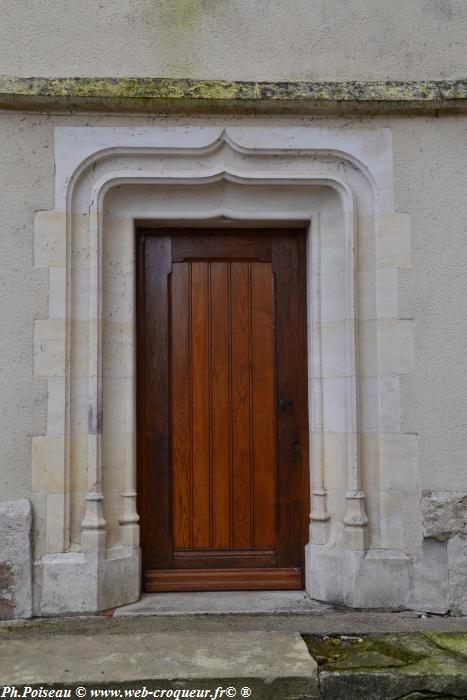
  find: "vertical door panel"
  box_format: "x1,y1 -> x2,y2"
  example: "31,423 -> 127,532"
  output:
251,262 -> 276,549
171,262 -> 192,549
210,262 -> 232,549
190,262 -> 211,548
230,262 -> 252,549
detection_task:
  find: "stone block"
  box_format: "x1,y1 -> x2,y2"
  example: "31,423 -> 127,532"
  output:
34,548 -> 142,616
45,493 -> 66,554
48,266 -> 67,320
32,435 -> 65,493
0,499 -> 33,619
421,491 -> 467,541
34,552 -> 98,615
359,375 -> 401,433
34,210 -> 66,269
359,319 -> 414,376
0,630 -> 320,698
408,538 -> 450,614
306,545 -> 411,609
360,433 -> 419,492
34,319 -> 66,377
358,267 -> 399,321
353,549 -> 411,608
46,377 -> 66,436
448,535 -> 467,616
315,632 -> 467,700
306,544 -> 350,605
99,546 -> 141,610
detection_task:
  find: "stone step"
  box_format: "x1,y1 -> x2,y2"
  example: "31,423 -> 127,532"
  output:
0,630 -> 320,700
306,632 -> 467,700
2,620 -> 467,700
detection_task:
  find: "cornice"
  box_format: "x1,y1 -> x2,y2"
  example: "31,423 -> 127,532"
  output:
0,76 -> 466,115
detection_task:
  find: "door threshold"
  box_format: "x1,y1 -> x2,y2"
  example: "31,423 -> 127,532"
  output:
113,590 -> 330,617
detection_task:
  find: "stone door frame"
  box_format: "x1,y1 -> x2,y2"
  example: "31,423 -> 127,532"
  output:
32,125 -> 416,614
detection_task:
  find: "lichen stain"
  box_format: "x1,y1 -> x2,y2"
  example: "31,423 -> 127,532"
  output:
1,77 -> 466,116
167,0 -> 201,31
151,0 -> 222,31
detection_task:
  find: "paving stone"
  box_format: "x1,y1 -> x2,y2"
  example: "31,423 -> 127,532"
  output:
114,591 -> 331,617
0,631 -> 320,700
305,633 -> 467,700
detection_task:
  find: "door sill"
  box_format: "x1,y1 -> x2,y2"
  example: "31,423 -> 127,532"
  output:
113,590 -> 328,617
145,567 -> 302,592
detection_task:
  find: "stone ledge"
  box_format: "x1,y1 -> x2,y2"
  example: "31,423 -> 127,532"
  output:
0,76 -> 466,114
306,633 -> 467,699
0,630 -> 320,699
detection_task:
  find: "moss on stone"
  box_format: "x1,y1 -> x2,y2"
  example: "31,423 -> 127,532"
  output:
304,633 -> 467,676
423,632 -> 467,660
0,76 -> 466,114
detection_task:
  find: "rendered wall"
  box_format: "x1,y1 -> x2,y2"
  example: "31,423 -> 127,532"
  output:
0,0 -> 465,81
0,112 -> 466,573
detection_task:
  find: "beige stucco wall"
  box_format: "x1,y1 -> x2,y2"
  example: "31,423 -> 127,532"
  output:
0,0 -> 466,81
397,117 -> 467,494
1,112 -> 466,549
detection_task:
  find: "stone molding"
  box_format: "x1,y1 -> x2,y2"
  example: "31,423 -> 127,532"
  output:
1,76 -> 466,114
31,124 -> 416,614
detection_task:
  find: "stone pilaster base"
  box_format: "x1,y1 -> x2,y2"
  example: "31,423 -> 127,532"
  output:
33,546 -> 140,616
305,544 -> 411,609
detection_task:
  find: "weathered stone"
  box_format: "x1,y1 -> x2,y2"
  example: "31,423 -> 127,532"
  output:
421,491 -> 467,541
306,633 -> 467,700
0,631 -> 320,699
34,547 -> 140,616
0,499 -> 32,619
0,76 -> 466,115
424,632 -> 467,660
307,545 -> 411,609
0,563 -> 14,621
353,550 -> 411,609
407,539 -> 450,614
447,535 -> 467,616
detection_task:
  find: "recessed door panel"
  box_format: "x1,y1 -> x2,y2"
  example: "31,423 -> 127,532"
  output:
137,230 -> 309,591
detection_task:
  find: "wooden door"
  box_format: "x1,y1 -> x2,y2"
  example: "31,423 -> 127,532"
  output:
137,229 -> 309,591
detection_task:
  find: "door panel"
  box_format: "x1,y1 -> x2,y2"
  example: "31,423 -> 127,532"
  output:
137,230 -> 309,591
210,261 -> 231,549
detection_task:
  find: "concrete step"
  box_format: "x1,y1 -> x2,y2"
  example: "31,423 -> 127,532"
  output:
2,615 -> 467,700
113,591 -> 331,617
0,630 -> 320,700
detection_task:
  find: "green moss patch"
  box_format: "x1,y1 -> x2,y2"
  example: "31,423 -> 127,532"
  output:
305,634 -> 467,699
304,633 -> 467,675
0,76 -> 466,114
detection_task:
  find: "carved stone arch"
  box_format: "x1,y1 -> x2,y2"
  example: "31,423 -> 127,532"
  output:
33,126 -> 414,614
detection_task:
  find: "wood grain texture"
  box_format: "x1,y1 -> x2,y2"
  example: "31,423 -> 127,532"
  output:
210,262 -> 231,548
231,262 -> 252,549
145,567 -> 302,592
137,230 -> 309,591
190,262 -> 211,548
137,235 -> 172,571
251,262 -> 276,549
171,263 -> 191,549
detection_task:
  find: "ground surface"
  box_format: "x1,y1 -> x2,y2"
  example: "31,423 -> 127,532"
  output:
1,593 -> 467,699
